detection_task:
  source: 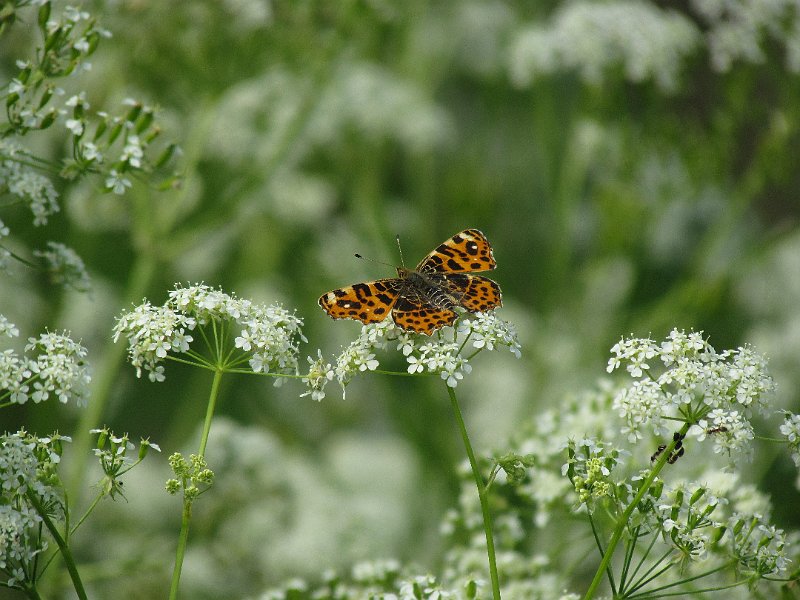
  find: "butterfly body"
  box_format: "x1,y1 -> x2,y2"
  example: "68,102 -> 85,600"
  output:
319,229 -> 502,335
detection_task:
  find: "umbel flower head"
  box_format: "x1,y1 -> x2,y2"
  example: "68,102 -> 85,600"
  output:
307,311 -> 521,400
607,329 -> 775,456
0,431 -> 70,589
113,284 -> 305,382
0,318 -> 91,407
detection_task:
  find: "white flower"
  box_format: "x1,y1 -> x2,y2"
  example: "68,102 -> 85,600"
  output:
65,118 -> 84,135
608,330 -> 774,452
105,169 -> 132,195
114,284 -> 303,381
330,312 -> 520,397
0,315 -> 19,338
0,139 -> 60,225
300,351 -> 334,401
33,242 -> 91,292
23,332 -> 91,406
780,411 -> 800,467
121,135 -> 144,168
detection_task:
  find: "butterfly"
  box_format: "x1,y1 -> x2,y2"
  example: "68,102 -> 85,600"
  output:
318,228 -> 502,335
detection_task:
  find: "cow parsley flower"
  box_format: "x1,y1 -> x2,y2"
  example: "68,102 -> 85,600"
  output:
328,312 -> 520,398
0,139 -> 60,226
780,411 -> 800,467
113,284 -> 304,382
0,315 -> 19,338
300,350 -> 334,401
33,242 -> 91,292
0,431 -> 70,589
105,169 -> 132,194
607,329 -> 775,455
24,332 -> 91,406
1,326 -> 90,407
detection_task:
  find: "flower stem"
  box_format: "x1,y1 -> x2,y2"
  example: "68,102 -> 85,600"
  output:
198,368 -> 223,457
583,422 -> 691,600
168,497 -> 193,600
25,489 -> 87,600
168,367 -> 223,600
446,384 -> 501,600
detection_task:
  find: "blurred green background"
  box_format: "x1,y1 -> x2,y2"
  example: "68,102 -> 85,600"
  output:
2,0 -> 800,597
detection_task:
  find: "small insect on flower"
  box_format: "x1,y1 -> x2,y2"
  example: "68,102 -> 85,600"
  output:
705,426 -> 729,435
650,444 -> 667,463
318,229 -> 502,335
651,431 -> 686,464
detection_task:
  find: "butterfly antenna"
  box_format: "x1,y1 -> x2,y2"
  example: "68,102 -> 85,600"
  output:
353,253 -> 395,269
396,234 -> 405,268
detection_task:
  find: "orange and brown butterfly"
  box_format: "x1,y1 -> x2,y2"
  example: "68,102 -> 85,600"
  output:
318,228 -> 502,335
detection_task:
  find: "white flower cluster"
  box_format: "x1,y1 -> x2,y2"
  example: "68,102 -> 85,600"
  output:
0,320 -> 90,407
0,139 -> 60,226
508,0 -> 800,90
113,284 -> 305,382
645,479 -> 789,574
780,411 -> 800,467
90,428 -> 160,499
33,241 -> 91,292
692,0 -> 800,72
300,350 -> 334,401
259,562 -> 494,600
0,431 -> 69,589
728,513 -> 790,576
651,482 -> 721,561
509,1 -> 699,91
324,313 -> 520,399
607,329 -> 775,454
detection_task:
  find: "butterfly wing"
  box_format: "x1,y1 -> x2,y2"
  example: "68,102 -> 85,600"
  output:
318,279 -> 403,324
442,273 -> 503,312
416,228 -> 497,274
391,293 -> 458,335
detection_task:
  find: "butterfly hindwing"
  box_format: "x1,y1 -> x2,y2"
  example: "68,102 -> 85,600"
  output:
443,273 -> 503,312
391,295 -> 458,335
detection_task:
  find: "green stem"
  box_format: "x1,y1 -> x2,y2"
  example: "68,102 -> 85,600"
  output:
70,490 -> 105,535
446,384 -> 501,600
198,368 -> 223,457
168,367 -> 223,600
168,497 -> 193,600
25,490 -> 87,600
582,422 -> 691,600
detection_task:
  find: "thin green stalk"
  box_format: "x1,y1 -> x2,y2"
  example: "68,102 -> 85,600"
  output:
70,490 -> 105,535
446,384 -> 501,600
168,497 -> 193,600
626,528 -> 662,591
23,584 -> 43,600
168,367 -> 224,600
25,490 -> 87,600
619,524 -> 640,590
588,512 -> 616,596
583,422 -> 691,600
198,368 -> 223,458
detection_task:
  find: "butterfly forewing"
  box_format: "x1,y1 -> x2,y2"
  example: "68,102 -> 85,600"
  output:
416,228 -> 496,274
318,278 -> 403,323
